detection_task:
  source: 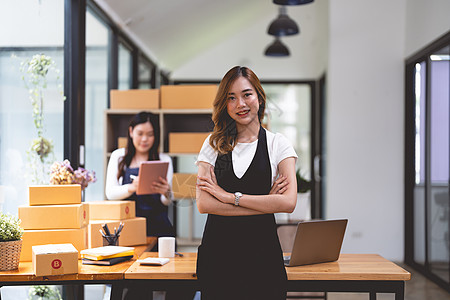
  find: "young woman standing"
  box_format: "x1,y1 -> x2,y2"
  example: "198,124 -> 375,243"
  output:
196,66 -> 298,299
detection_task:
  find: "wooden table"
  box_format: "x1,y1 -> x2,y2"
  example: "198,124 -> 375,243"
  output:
125,252 -> 411,300
0,248 -> 411,300
0,237 -> 157,300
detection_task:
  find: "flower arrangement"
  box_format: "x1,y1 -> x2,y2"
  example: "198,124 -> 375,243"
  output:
0,213 -> 24,242
50,159 -> 96,191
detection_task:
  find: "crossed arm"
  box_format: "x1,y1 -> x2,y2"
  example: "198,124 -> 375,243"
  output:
196,157 -> 297,216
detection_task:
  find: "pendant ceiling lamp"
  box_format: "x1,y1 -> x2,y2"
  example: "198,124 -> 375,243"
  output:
264,38 -> 290,57
273,0 -> 314,5
267,6 -> 299,36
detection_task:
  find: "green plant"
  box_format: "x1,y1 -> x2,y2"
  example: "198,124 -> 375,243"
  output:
29,286 -> 62,300
296,169 -> 311,194
0,213 -> 24,242
20,54 -> 65,184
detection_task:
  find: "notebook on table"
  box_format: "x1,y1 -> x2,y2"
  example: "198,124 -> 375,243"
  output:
283,219 -> 348,267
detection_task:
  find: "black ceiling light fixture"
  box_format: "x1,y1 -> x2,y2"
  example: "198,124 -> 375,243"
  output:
264,37 -> 290,57
267,6 -> 299,36
273,0 -> 314,5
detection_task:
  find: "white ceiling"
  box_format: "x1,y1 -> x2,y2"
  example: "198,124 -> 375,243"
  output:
94,0 -> 327,80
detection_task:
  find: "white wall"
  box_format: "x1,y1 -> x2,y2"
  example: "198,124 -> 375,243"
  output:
327,0 -> 406,261
405,0 -> 450,58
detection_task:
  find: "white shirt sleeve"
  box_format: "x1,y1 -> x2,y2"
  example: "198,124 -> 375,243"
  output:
195,134 -> 218,167
105,148 -> 132,200
159,153 -> 174,206
273,133 -> 298,165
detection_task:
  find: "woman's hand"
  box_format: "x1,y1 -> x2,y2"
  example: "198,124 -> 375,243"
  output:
152,176 -> 170,197
269,175 -> 289,195
197,166 -> 233,204
127,176 -> 139,194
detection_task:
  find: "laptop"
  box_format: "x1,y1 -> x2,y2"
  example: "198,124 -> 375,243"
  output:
283,219 -> 348,267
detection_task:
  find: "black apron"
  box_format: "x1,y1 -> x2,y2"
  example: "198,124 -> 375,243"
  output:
123,167 -> 175,237
197,127 -> 287,300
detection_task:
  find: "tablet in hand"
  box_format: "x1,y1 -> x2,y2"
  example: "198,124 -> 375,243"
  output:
136,161 -> 169,195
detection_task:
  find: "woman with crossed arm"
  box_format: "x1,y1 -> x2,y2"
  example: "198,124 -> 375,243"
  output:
196,66 -> 298,300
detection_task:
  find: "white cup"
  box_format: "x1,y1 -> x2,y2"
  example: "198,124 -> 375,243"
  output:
158,237 -> 175,258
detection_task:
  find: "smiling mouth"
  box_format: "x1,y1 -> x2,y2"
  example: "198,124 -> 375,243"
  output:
237,110 -> 249,116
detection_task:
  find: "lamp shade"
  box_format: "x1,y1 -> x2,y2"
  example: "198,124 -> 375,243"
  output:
267,6 -> 299,36
273,0 -> 314,5
264,38 -> 290,57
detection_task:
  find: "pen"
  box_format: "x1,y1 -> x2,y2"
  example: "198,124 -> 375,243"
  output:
99,229 -> 106,238
103,224 -> 111,236
175,252 -> 183,257
116,222 -> 124,236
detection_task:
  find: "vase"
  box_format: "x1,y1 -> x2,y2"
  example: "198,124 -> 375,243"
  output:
0,239 -> 22,271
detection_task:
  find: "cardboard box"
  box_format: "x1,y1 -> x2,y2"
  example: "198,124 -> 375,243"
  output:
172,173 -> 197,199
118,137 -> 128,149
88,217 -> 147,248
110,89 -> 160,109
88,200 -> 135,220
21,227 -> 87,261
160,85 -> 217,109
169,132 -> 210,153
29,184 -> 81,206
32,244 -> 78,276
19,203 -> 89,230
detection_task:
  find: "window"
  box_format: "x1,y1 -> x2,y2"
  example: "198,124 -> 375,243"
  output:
0,0 -> 64,215
84,8 -> 110,202
406,33 -> 450,291
118,42 -> 132,90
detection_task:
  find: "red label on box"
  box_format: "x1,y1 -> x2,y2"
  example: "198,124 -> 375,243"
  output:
125,206 -> 130,214
52,259 -> 62,269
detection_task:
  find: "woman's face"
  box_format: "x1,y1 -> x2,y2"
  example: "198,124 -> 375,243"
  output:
226,76 -> 261,128
129,121 -> 155,154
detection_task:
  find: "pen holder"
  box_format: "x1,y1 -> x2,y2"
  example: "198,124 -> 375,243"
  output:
102,235 -> 119,246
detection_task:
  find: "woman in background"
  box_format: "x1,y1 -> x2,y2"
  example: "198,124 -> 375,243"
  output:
105,111 -> 175,238
196,66 -> 298,299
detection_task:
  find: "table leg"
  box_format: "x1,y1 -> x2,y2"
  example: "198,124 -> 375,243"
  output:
110,282 -> 124,300
369,292 -> 376,300
395,282 -> 405,300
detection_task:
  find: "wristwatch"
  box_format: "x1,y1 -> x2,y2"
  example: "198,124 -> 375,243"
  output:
234,192 -> 243,206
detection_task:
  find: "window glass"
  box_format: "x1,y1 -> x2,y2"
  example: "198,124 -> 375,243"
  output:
138,58 -> 152,89
263,84 -> 311,177
118,43 -> 132,90
84,9 -> 109,202
0,0 -> 64,215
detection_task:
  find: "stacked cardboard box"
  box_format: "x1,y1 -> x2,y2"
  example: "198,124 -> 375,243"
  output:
87,201 -> 147,248
19,185 -> 88,261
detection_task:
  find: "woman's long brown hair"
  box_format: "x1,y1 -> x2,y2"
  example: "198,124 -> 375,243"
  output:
117,111 -> 160,179
209,66 -> 266,154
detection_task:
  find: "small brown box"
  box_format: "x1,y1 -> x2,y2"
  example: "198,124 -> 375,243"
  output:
29,185 -> 81,206
160,85 -> 217,109
19,203 -> 89,230
118,137 -> 128,149
88,200 -> 136,220
172,173 -> 197,199
21,227 -> 87,261
169,132 -> 209,154
32,244 -> 78,276
88,217 -> 147,248
110,89 -> 160,109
